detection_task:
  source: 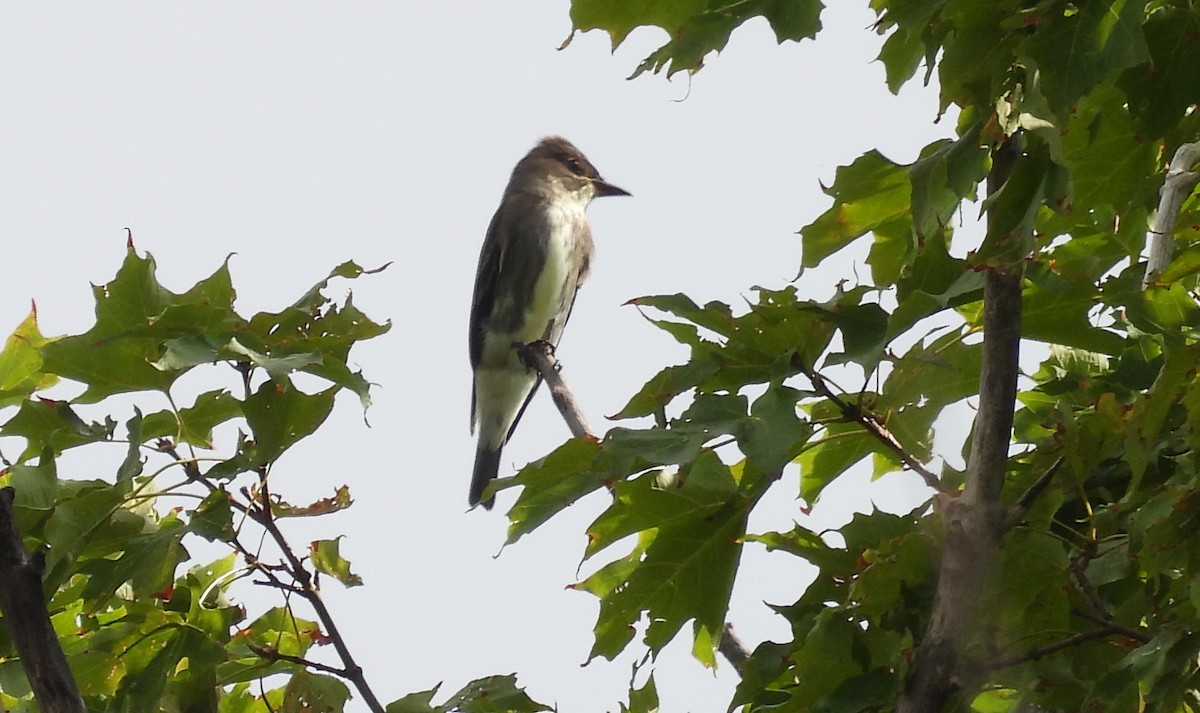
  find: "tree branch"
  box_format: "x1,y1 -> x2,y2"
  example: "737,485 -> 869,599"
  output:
898,136 -> 1023,712
246,642 -> 350,677
991,623 -> 1133,670
0,487 -> 87,713
246,481 -> 387,713
519,341 -> 594,439
1143,141 -> 1200,289
792,356 -> 945,492
718,623 -> 751,672
519,342 -> 753,674
1002,457 -> 1063,530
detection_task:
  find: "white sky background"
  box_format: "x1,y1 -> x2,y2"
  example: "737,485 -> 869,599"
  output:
1,4 -> 963,711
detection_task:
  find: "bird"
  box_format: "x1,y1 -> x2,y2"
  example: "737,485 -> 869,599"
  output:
468,136 -> 629,509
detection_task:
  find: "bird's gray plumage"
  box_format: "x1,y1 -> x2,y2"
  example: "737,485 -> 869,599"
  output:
468,136 -> 628,508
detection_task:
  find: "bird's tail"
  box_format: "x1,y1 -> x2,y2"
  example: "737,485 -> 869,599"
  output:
469,445 -> 502,509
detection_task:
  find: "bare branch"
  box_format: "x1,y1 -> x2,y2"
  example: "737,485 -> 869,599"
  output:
246,642 -> 349,677
718,623 -> 751,672
1143,141 -> 1200,289
519,341 -> 595,439
0,487 -> 87,713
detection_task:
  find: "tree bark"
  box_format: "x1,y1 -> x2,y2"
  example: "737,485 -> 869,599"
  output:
1142,141 -> 1200,289
0,487 -> 87,713
898,138 -> 1022,712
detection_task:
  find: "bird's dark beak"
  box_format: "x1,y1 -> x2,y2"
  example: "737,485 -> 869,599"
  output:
593,178 -> 631,198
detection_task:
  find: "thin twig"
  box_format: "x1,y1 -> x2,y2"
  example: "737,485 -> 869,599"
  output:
246,642 -> 349,677
248,485 -> 386,713
992,623 -> 1130,669
1003,457 -> 1063,530
157,438 -> 384,710
1071,607 -> 1151,644
792,355 -> 944,492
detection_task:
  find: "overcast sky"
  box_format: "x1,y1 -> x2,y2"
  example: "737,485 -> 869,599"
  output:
2,4 -> 957,711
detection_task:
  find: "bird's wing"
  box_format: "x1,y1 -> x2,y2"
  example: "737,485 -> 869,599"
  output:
469,207 -> 506,372
469,207 -> 507,432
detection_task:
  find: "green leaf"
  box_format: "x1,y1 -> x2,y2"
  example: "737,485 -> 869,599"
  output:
613,358 -> 721,420
1061,84 -> 1158,215
226,339 -> 322,384
110,626 -> 224,713
908,123 -> 988,247
818,668 -> 897,712
1023,266 -> 1126,355
41,478 -> 131,586
244,267 -> 390,412
744,524 -> 857,574
8,457 -> 58,512
579,451 -> 751,665
620,673 -> 659,713
0,309 -> 58,407
189,489 -> 236,542
890,231 -> 983,340
798,402 -> 878,503
773,609 -> 865,708
310,536 -> 363,587
117,410 -> 145,481
222,607 -> 322,684
975,140 -> 1070,265
1121,6 -> 1200,139
80,516 -> 188,602
1020,0 -> 1150,117
1,399 -> 116,461
818,293 -> 890,369
142,389 -> 243,449
281,670 -> 350,713
584,450 -> 737,558
386,686 -> 440,713
629,293 -> 738,338
568,0 -> 823,78
739,385 -> 809,477
39,249 -> 239,402
878,329 -> 981,412
870,0 -> 946,93
801,150 -> 912,268
439,675 -> 552,713
240,380 -> 338,468
506,437 -> 608,544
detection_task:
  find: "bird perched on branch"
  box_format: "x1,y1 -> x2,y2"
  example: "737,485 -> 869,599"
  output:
468,136 -> 629,509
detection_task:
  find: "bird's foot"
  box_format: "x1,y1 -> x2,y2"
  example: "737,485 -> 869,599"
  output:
515,340 -> 559,371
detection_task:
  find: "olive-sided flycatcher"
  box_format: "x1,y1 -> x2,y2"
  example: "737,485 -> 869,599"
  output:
468,137 -> 629,509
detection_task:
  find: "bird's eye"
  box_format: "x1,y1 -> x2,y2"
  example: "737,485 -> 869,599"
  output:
564,158 -> 584,175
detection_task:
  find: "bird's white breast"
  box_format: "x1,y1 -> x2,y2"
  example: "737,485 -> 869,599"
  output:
517,200 -> 586,345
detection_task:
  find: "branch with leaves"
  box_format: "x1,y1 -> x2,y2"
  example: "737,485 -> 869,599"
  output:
0,247 -> 549,713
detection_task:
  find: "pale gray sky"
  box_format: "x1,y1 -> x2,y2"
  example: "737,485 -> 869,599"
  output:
2,4 -> 954,711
